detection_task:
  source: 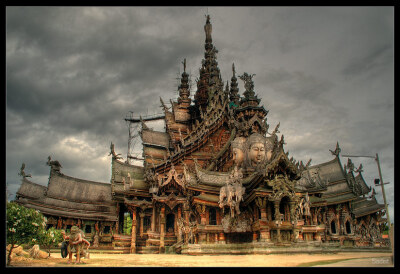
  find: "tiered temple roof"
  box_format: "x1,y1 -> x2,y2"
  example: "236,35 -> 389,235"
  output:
16,169 -> 117,222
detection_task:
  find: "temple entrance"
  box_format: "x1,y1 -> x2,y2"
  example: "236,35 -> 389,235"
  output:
225,232 -> 252,244
166,213 -> 175,233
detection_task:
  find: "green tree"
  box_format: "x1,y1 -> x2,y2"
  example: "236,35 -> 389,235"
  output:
38,227 -> 64,257
6,202 -> 46,266
124,215 -> 132,235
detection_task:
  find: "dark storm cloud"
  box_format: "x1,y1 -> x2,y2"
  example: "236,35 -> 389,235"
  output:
6,6 -> 394,222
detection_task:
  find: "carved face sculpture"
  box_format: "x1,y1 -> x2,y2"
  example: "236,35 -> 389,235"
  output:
247,133 -> 266,167
231,137 -> 246,167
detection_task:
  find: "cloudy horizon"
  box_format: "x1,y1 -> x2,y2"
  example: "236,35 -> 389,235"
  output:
6,6 -> 394,223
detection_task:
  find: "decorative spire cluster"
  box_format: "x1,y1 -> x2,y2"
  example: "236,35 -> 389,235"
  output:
229,63 -> 240,106
194,14 -> 223,113
178,58 -> 191,108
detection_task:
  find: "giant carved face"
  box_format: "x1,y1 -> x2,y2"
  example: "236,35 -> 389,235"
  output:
231,137 -> 246,167
247,133 -> 267,167
249,142 -> 265,166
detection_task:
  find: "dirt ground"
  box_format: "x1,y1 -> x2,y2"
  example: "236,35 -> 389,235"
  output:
7,251 -> 394,267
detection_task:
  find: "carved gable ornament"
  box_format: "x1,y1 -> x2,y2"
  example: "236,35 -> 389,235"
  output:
157,165 -> 186,193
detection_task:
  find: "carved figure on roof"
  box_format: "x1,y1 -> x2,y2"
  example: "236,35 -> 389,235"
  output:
204,14 -> 212,42
109,142 -> 123,160
345,158 -> 355,173
18,163 -> 32,178
61,226 -> 90,264
46,156 -> 62,172
355,164 -> 363,173
238,72 -> 256,93
329,141 -> 341,157
246,133 -> 266,167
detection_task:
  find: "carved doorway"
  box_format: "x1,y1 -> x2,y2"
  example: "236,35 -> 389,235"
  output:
166,213 -> 175,233
279,196 -> 290,221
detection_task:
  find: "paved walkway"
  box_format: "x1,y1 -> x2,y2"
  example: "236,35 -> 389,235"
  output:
313,256 -> 393,267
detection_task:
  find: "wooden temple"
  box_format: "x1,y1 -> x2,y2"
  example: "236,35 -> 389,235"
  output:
15,15 -> 389,254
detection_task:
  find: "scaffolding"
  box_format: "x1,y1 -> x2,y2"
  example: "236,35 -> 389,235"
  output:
124,111 -> 165,165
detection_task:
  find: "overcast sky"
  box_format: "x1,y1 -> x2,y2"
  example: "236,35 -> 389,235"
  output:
6,6 -> 394,223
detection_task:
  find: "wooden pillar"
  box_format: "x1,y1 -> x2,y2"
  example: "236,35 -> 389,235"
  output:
256,198 -> 270,243
177,206 -> 182,243
259,207 -> 270,242
183,202 -> 190,244
151,205 -> 156,232
198,205 -> 207,243
274,201 -> 280,221
139,211 -> 145,238
159,205 -> 165,253
130,208 -> 137,254
277,228 -> 282,243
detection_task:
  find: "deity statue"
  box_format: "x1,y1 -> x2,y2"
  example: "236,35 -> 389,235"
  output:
61,226 -> 90,264
246,133 -> 266,167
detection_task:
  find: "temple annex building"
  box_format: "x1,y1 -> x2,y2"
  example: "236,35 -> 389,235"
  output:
15,15 -> 390,255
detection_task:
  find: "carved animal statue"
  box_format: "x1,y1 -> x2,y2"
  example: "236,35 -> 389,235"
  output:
226,183 -> 235,204
219,186 -> 227,207
235,184 -> 246,203
61,226 -> 90,264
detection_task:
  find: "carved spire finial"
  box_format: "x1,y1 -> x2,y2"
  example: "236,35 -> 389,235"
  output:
329,141 -> 341,157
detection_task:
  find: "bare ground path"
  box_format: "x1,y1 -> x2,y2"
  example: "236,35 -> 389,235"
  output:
7,251 -> 394,267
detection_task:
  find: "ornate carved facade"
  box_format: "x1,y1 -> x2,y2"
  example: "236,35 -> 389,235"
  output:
15,15 -> 389,254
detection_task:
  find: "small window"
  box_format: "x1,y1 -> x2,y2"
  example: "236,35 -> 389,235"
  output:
85,225 -> 92,234
103,226 -> 111,234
